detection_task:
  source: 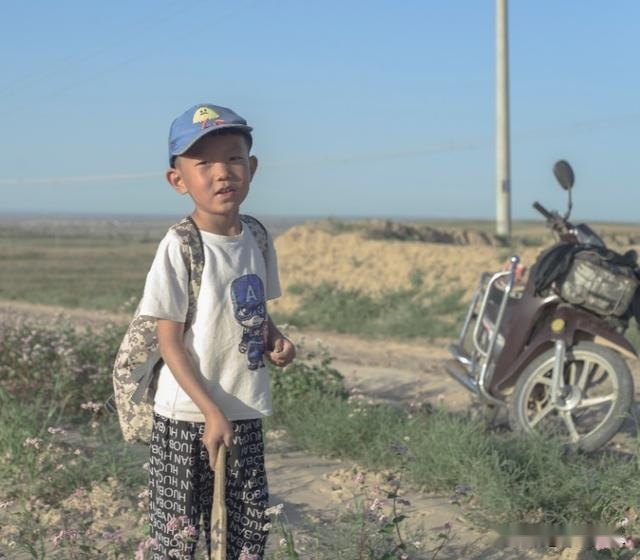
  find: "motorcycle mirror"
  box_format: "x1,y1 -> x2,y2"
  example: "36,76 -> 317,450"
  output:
553,160 -> 575,191
553,160 -> 574,220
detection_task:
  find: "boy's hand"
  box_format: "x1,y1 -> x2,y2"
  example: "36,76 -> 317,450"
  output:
265,336 -> 296,368
203,408 -> 234,471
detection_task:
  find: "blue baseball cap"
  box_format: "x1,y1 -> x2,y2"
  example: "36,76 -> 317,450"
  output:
168,103 -> 253,165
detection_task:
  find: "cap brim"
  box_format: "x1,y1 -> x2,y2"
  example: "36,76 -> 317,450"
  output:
172,124 -> 253,158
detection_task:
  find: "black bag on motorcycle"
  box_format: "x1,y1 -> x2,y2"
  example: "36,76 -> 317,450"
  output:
558,250 -> 639,317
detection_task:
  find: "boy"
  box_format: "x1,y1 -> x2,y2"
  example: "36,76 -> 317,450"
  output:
138,103 -> 295,559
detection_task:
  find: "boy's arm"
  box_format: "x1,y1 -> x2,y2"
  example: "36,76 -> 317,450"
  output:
265,315 -> 296,367
157,319 -> 233,470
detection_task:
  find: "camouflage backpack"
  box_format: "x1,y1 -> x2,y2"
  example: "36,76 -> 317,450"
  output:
110,214 -> 268,444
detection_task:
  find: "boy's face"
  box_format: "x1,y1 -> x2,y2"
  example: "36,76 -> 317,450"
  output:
167,132 -> 257,220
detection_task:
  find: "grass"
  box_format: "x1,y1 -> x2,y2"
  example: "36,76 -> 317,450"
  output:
0,316 -> 147,558
3,218 -> 640,557
270,386 -> 640,531
1,315 -> 639,558
0,234 -> 154,312
0,223 -> 470,340
2,220 -> 637,350
274,282 -> 467,340
0,225 -> 470,342
269,349 -> 640,532
0,316 -> 427,559
627,321 -> 640,352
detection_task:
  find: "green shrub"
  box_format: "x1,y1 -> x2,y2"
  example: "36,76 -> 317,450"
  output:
626,320 -> 640,353
275,283 -> 466,339
519,235 -> 545,247
270,347 -> 348,405
0,317 -> 123,422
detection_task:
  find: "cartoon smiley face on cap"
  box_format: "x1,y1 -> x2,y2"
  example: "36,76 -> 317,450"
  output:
192,106 -> 219,124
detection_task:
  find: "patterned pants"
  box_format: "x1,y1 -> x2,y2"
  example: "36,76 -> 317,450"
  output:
149,414 -> 269,559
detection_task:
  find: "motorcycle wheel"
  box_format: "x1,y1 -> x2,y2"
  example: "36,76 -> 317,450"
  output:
509,341 -> 634,452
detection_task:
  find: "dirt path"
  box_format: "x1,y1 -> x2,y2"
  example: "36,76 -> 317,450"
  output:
293,329 -> 470,410
0,299 -> 627,558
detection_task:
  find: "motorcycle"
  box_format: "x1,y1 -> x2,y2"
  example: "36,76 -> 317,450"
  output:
447,160 -> 638,451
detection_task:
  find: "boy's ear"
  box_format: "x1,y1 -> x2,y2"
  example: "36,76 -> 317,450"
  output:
166,166 -> 188,195
249,155 -> 258,180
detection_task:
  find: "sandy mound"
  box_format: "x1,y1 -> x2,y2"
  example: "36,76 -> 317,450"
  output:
271,224 -> 543,314
271,220 -> 640,315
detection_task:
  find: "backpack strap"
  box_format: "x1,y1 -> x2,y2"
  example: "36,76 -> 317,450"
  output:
125,217 -> 204,408
170,216 -> 205,330
240,214 -> 269,266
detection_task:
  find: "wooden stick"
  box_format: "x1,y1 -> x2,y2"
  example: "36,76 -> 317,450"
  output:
211,444 -> 227,560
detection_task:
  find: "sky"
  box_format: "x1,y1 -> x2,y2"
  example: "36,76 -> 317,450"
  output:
0,1 -> 638,223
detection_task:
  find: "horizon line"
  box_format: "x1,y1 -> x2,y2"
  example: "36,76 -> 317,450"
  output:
0,210 -> 638,227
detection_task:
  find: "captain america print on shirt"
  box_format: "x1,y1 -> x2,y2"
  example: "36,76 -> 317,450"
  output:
230,274 -> 267,370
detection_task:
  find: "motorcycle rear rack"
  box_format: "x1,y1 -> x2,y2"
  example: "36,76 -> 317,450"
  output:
446,256 -> 520,405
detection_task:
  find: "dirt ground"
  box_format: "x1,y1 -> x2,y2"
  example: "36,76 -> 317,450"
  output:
276,328 -> 639,560
3,299 -> 636,558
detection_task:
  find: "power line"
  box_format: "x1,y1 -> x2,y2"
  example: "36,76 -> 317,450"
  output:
0,0 -> 257,120
1,112 -> 637,188
0,172 -> 160,187
0,1 -> 195,99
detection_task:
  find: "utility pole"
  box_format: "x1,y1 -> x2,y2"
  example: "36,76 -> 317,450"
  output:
496,0 -> 511,238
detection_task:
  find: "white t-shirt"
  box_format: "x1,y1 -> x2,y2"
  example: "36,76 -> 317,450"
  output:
138,223 -> 281,422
